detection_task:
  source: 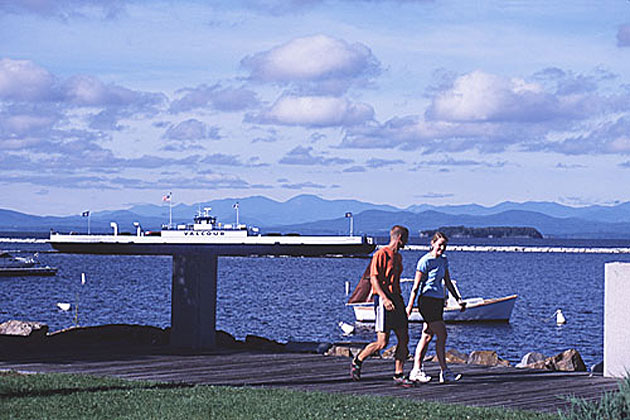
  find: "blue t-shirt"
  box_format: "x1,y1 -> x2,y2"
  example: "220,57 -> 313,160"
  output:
416,252 -> 449,299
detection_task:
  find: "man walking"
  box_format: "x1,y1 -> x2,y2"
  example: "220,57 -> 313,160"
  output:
350,225 -> 411,386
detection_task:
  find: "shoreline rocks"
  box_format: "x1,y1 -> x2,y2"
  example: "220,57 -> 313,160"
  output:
0,320 -> 590,371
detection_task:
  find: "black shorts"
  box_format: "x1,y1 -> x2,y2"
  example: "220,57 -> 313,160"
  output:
418,296 -> 444,323
374,294 -> 408,332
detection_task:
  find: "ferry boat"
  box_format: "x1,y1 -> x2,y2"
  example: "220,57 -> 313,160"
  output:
0,251 -> 57,277
49,208 -> 376,256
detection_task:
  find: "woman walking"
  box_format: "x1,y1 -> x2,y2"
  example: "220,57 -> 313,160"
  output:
406,231 -> 466,383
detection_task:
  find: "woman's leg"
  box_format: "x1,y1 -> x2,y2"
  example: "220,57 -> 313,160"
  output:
430,320 -> 448,371
412,322 -> 433,371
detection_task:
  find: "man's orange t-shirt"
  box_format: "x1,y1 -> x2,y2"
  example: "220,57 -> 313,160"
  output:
370,246 -> 403,297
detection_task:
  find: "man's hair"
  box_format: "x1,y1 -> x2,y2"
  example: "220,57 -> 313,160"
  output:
390,225 -> 409,240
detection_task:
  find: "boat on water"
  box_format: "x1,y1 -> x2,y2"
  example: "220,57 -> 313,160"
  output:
0,251 -> 57,277
49,207 -> 376,256
347,267 -> 517,323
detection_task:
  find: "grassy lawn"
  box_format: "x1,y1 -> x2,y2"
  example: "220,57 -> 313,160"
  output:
0,370 -> 562,420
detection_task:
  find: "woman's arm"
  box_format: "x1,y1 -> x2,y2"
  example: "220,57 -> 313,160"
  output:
444,268 -> 466,309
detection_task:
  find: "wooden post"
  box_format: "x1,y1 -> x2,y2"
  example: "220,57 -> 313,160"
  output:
604,262 -> 630,377
170,252 -> 217,349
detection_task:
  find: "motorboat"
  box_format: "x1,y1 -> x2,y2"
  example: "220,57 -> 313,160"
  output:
347,267 -> 517,323
0,251 -> 57,277
49,207 -> 376,257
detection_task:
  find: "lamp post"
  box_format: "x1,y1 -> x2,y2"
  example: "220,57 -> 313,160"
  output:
345,212 -> 353,237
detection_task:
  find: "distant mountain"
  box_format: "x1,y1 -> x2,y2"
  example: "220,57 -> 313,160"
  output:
270,209 -> 630,239
126,194 -> 399,227
2,194 -> 630,238
406,201 -> 630,223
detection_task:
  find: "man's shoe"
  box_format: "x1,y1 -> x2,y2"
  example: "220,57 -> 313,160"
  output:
393,375 -> 416,388
409,367 -> 431,383
439,369 -> 462,383
350,359 -> 362,381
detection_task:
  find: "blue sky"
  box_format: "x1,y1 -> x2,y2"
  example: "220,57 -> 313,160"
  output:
2,0 -> 630,215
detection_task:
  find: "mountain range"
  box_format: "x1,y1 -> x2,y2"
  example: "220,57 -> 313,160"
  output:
2,194 -> 630,238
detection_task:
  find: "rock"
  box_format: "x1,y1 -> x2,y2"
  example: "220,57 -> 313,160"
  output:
551,349 -> 586,372
524,349 -> 587,372
516,352 -> 547,368
285,341 -> 332,354
324,342 -> 369,358
590,361 -> 603,374
445,349 -> 468,364
244,334 -> 286,352
216,330 -> 243,349
0,320 -> 48,338
325,345 -> 353,357
47,324 -> 168,349
381,345 -> 398,359
467,350 -> 510,367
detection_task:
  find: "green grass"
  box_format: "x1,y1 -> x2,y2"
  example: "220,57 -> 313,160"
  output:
0,370 -> 564,420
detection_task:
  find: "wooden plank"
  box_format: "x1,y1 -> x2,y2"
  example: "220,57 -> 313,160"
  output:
0,351 -> 620,413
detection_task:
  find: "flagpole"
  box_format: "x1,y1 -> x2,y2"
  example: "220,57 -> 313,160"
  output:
88,213 -> 91,235
169,191 -> 173,228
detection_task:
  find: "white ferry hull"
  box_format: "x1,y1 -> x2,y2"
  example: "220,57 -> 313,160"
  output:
49,232 -> 376,256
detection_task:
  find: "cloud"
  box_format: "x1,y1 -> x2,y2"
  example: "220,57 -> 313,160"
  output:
163,119 -> 221,141
241,34 -> 380,94
415,192 -> 454,199
279,146 -> 352,165
341,68 -> 630,155
0,0 -> 125,20
342,165 -> 366,173
529,116 -> 630,155
618,24 -> 630,47
0,58 -> 167,139
279,181 -> 327,190
365,158 -> 405,168
248,95 -> 374,127
413,157 -> 506,168
169,84 -> 260,113
426,70 -> 588,123
556,162 -> 586,169
0,58 -> 55,101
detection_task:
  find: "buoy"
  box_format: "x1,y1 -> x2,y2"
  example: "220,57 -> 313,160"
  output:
81,272 -> 86,285
338,321 -> 355,336
555,309 -> 566,325
57,302 -> 71,311
345,281 -> 350,296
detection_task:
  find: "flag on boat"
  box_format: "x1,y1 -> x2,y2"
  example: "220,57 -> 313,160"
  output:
162,193 -> 172,202
233,202 -> 239,209
345,212 -> 352,218
81,211 -> 90,217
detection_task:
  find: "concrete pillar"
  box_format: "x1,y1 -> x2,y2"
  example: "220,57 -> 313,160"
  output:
170,252 -> 218,349
604,262 -> 630,377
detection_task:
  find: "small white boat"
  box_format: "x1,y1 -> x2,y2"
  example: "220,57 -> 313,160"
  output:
0,251 -> 57,277
347,270 -> 517,323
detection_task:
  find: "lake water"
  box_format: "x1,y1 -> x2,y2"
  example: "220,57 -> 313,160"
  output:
2,236 -> 630,368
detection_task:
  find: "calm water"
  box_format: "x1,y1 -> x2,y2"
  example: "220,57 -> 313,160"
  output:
3,237 -> 630,368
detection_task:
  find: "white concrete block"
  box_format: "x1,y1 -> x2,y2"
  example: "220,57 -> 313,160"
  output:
604,262 -> 630,377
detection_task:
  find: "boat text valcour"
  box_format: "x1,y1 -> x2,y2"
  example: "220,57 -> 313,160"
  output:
49,208 -> 376,257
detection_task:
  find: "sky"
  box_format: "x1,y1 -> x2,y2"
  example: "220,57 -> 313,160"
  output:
2,0 -> 630,216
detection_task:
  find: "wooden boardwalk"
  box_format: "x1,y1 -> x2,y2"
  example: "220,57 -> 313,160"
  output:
0,349 -> 621,413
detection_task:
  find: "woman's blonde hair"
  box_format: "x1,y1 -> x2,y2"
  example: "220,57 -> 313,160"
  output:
431,231 -> 448,245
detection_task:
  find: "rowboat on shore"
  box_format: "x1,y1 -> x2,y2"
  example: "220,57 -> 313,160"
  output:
346,266 -> 517,323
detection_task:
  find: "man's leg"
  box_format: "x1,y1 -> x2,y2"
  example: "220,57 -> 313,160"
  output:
351,332 -> 389,381
393,327 -> 409,375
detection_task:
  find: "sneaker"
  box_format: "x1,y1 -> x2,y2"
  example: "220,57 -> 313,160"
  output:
439,369 -> 462,383
409,367 -> 431,383
350,358 -> 362,381
393,374 -> 416,388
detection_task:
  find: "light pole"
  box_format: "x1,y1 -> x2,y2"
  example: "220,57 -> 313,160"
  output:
233,202 -> 240,226
345,212 -> 353,237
